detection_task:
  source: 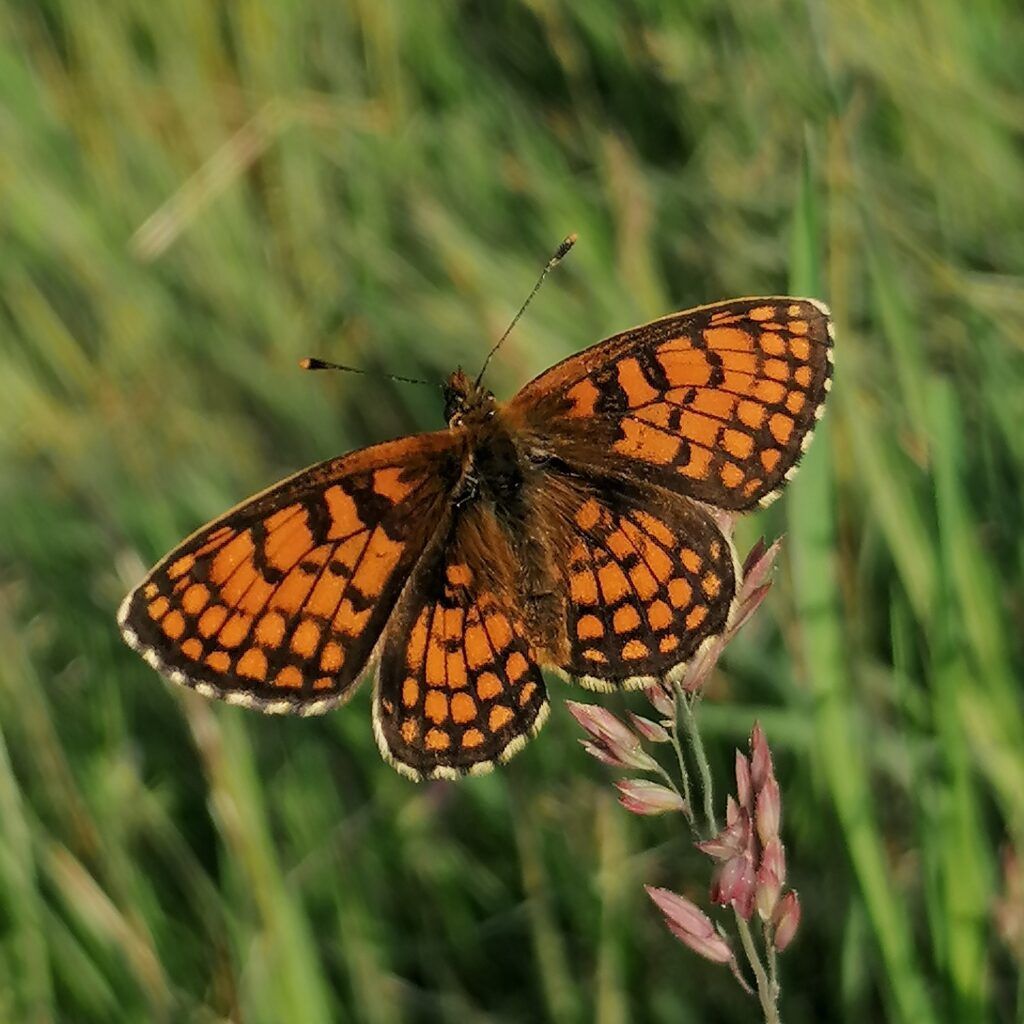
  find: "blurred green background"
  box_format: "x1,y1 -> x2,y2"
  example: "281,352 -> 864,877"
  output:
2,2 -> 1023,1021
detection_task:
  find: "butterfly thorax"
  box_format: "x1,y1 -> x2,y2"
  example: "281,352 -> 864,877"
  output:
443,368 -> 496,429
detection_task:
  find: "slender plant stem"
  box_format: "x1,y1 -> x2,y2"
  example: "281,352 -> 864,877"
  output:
666,692 -> 695,826
736,913 -> 781,1024
764,921 -> 781,1007
677,690 -> 718,834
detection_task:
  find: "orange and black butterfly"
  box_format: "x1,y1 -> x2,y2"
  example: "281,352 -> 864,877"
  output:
119,260 -> 833,781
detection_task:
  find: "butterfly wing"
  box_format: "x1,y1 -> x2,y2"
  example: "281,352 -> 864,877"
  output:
526,467 -> 738,687
508,297 -> 833,510
374,503 -> 549,780
119,432 -> 465,714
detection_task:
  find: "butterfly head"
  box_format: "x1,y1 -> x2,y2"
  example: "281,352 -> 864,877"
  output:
443,368 -> 495,428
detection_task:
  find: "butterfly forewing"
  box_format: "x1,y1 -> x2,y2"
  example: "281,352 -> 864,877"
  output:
509,297 -> 833,510
119,433 -> 464,713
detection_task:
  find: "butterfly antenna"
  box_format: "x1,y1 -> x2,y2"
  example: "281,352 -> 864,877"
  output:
299,358 -> 435,388
475,232 -> 577,387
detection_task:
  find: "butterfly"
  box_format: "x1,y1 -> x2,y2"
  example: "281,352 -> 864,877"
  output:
119,293 -> 833,781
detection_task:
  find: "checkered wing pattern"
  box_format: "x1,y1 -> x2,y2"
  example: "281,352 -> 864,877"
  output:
374,505 -> 549,780
532,471 -> 737,687
509,297 -> 833,510
118,433 -> 462,713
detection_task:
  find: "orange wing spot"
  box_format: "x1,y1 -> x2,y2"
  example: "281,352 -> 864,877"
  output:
489,705 -> 514,732
401,719 -> 419,744
597,562 -> 630,603
634,511 -> 675,548
577,614 -> 604,640
218,613 -> 253,649
710,540 -> 722,560
752,379 -> 786,404
702,572 -> 721,598
769,413 -> 795,444
628,563 -> 660,600
147,596 -> 170,621
464,625 -> 491,670
570,569 -> 599,605
760,332 -> 786,356
785,390 -> 806,414
265,505 -> 301,532
265,520 -> 314,574
607,529 -> 634,560
205,650 -> 231,673
334,598 -> 372,637
424,690 -> 448,723
451,692 -> 477,724
255,611 -> 286,647
290,619 -> 321,658
681,549 -> 701,573
749,305 -> 776,321
743,478 -> 763,498
722,349 -> 760,376
657,347 -> 713,386
216,559 -> 256,607
425,727 -> 450,751
721,461 -> 744,489
575,499 -> 603,531
790,337 -> 811,361
483,612 -> 513,650
685,605 -> 708,630
321,642 -> 343,672
518,681 -> 537,707
613,605 -> 641,633
677,444 -> 711,480
237,575 -> 276,617
406,609 -> 429,668
582,648 -> 609,664
162,610 -> 186,640
462,728 -> 485,748
168,554 -> 196,580
689,389 -> 737,422
620,521 -> 674,582
446,563 -> 473,587
737,400 -> 766,429
622,639 -> 649,660
210,533 -> 254,585
476,672 -> 502,700
274,665 -> 303,689
181,638 -> 202,661
668,578 -> 692,609
789,319 -> 809,335
659,634 -> 680,654
425,632 -> 445,686
794,365 -> 812,387
635,404 -> 673,430
647,600 -> 673,630
237,648 -> 268,681
617,357 -> 660,407
787,304 -> 804,316
506,651 -> 529,682
350,530 -> 404,599
760,448 -> 781,472
722,429 -> 754,460
144,582 -> 159,599
324,486 -> 362,538
566,378 -> 600,417
613,418 -> 681,465
402,677 -> 419,707
445,652 -> 469,689
704,326 -> 754,351
181,583 -> 210,615
372,466 -> 417,503
764,359 -> 790,382
313,677 -> 333,690
270,567 -> 318,615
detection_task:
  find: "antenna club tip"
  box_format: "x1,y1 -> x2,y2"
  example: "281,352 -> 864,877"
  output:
298,357 -> 314,369
551,232 -> 578,264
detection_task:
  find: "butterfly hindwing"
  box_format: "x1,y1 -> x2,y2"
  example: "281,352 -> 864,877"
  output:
529,469 -> 738,687
509,297 -> 833,510
119,433 -> 463,713
374,504 -> 549,780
